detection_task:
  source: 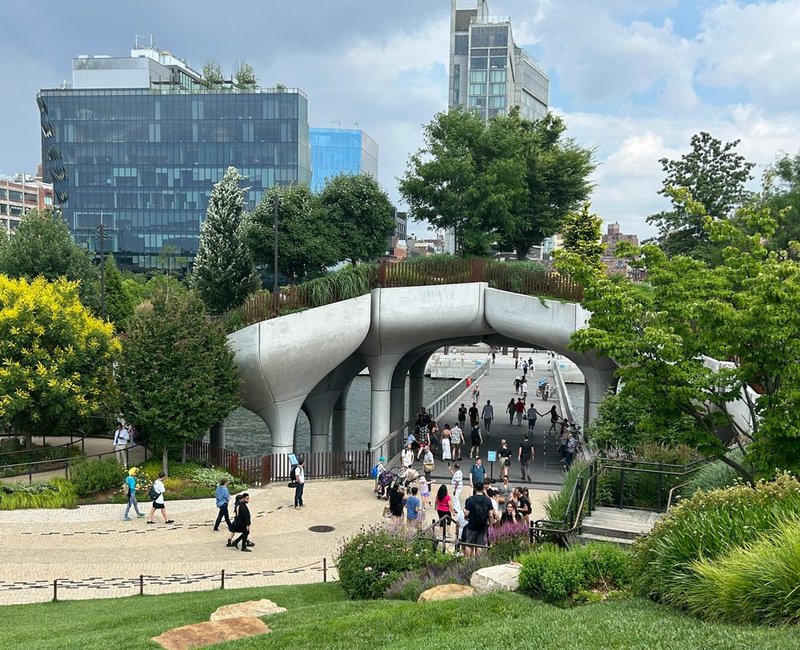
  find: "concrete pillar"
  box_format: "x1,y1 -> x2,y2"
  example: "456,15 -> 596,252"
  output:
256,397 -> 305,454
365,354 -> 402,450
390,383 -> 406,432
408,356 -> 427,423
581,365 -> 616,428
331,385 -> 350,454
210,421 -> 225,448
302,392 -> 334,454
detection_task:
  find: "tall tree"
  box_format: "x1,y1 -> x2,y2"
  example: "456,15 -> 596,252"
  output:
202,60 -> 224,87
399,108 -> 594,258
554,203 -> 605,271
647,131 -> 755,261
761,150 -> 800,251
320,174 -> 395,265
0,276 -> 119,447
103,254 -> 135,328
119,290 -> 239,472
244,185 -> 341,281
499,112 -> 596,259
234,62 -> 257,89
192,167 -> 258,313
0,208 -> 99,310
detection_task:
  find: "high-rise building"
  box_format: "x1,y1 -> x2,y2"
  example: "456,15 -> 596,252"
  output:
38,40 -> 311,271
309,127 -> 379,192
0,173 -> 54,235
448,0 -> 548,122
601,222 -> 639,256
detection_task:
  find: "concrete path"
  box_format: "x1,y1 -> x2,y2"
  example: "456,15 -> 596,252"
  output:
0,475 -> 555,605
413,350 -> 568,489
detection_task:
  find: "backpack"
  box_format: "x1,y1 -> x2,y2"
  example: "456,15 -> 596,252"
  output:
148,485 -> 159,501
468,496 -> 490,527
288,464 -> 299,488
371,465 -> 379,479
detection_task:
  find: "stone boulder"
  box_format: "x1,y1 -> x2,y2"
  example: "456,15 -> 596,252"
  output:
152,617 -> 270,650
470,563 -> 520,595
417,584 -> 475,602
210,599 -> 287,620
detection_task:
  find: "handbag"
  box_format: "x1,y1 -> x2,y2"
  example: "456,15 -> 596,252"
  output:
423,462 -> 435,473
287,481 -> 298,488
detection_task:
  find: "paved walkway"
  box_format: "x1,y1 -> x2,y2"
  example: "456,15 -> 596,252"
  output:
0,475 -> 555,605
403,350 -> 568,488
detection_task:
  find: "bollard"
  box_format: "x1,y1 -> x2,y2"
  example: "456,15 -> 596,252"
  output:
221,569 -> 225,590
139,574 -> 144,596
53,579 -> 58,602
323,558 -> 327,583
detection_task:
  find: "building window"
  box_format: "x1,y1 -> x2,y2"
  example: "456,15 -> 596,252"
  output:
489,96 -> 507,108
490,70 -> 506,83
24,193 -> 38,203
454,34 -> 468,56
9,190 -> 22,202
470,48 -> 489,57
0,203 -> 7,214
489,83 -> 506,96
0,189 -> 5,200
470,57 -> 488,70
469,84 -> 486,96
469,71 -> 488,83
10,205 -> 23,216
489,57 -> 507,70
468,96 -> 487,108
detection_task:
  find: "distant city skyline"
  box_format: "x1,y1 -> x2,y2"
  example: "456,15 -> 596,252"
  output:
3,0 -> 800,240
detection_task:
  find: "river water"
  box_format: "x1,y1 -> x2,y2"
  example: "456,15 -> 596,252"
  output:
221,376 -> 458,457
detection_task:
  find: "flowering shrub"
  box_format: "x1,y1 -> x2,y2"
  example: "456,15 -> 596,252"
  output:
192,467 -> 247,492
336,527 -> 446,600
633,471 -> 800,609
487,520 -> 532,562
384,555 -> 495,601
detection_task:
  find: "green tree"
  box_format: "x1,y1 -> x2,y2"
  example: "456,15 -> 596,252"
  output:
244,185 -> 341,281
498,113 -> 596,259
400,109 -> 594,258
234,61 -> 257,89
0,276 -> 119,447
647,132 -> 756,261
0,208 -> 99,310
118,289 -> 239,472
761,150 -> 800,251
103,254 -> 135,328
554,203 -> 605,271
320,174 -> 395,265
202,60 -> 224,87
192,167 -> 258,313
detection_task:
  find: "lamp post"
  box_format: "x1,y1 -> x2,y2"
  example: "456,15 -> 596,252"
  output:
272,193 -> 280,315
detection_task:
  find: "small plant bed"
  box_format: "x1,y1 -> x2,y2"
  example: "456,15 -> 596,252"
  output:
0,437 -> 84,478
0,479 -> 77,510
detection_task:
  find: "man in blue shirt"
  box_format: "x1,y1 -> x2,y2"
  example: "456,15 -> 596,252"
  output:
213,478 -> 232,531
470,457 -> 487,489
405,486 -> 421,526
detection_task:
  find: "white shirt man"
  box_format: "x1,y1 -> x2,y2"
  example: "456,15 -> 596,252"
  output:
113,424 -> 130,466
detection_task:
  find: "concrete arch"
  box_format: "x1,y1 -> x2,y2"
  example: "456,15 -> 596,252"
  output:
229,283 -> 615,454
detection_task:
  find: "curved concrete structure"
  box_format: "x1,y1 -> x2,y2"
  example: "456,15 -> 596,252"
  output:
228,283 -> 615,453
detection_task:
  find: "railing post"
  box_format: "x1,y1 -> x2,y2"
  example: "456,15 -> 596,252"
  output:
657,462 -> 664,511
619,469 -> 625,508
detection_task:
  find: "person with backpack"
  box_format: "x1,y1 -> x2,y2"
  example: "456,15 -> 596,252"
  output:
469,425 -> 482,459
213,478 -> 232,531
481,400 -> 494,434
293,457 -> 306,509
122,467 -> 145,521
457,403 -> 467,432
463,481 -> 495,556
506,398 -> 516,425
227,492 -> 253,552
146,471 -> 173,525
469,457 -> 487,489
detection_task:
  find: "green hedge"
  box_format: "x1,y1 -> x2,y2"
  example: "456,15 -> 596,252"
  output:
0,479 -> 77,509
69,458 -> 127,497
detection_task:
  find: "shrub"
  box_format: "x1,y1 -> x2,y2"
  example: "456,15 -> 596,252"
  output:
544,459 -> 589,524
680,449 -> 749,498
337,527 -> 442,600
632,472 -> 800,608
192,467 -> 247,492
384,555 -> 494,601
518,542 -> 632,605
0,479 -> 77,509
487,520 -> 532,562
69,458 -> 126,497
682,516 -> 800,626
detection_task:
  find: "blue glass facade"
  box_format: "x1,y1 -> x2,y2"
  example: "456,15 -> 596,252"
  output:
310,128 -> 379,192
38,88 -> 311,270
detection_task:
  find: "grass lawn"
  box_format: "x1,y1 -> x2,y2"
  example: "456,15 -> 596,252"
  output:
1,582 -> 798,650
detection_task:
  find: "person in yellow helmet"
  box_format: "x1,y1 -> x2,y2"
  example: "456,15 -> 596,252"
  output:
123,467 -> 146,521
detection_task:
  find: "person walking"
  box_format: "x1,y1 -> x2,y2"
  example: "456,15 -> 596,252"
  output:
471,384 -> 480,404
506,398 -> 516,425
435,484 -> 454,538
469,457 -> 487,489
405,486 -> 421,528
518,433 -> 534,482
547,405 -> 561,434
512,347 -> 519,369
520,380 -> 528,401
450,423 -> 463,461
294,457 -> 306,508
422,446 -> 435,482
463,482 -> 495,556
122,467 -> 145,521
498,439 -> 512,478
513,376 -> 521,395
147,472 -> 174,524
481,400 -> 494,434
213,478 -> 232,531
228,492 -> 253,551
526,403 -> 539,433
515,398 -> 525,425
450,462 -> 464,511
113,423 -> 130,466
468,402 -> 479,428
440,425 -> 452,467
457,403 -> 467,432
469,425 -> 482,459
565,431 -> 579,470
402,444 -> 414,470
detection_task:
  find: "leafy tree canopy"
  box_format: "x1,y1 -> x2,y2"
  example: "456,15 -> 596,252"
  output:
399,108 -> 595,258
103,254 -> 135,328
320,173 -> 395,265
202,60 -> 224,87
647,131 -> 755,262
234,62 -> 257,89
0,208 -> 99,310
244,184 -> 341,281
761,149 -> 800,251
192,166 -> 258,313
554,203 -> 605,273
119,289 -> 239,471
0,276 -> 119,443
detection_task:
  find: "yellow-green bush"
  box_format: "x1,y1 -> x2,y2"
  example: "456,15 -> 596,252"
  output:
0,479 -> 77,509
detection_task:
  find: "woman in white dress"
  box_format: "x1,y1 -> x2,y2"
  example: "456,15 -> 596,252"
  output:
441,424 -> 452,467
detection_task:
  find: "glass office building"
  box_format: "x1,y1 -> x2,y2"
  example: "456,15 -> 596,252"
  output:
38,43 -> 311,270
309,128 -> 379,192
449,0 -> 549,122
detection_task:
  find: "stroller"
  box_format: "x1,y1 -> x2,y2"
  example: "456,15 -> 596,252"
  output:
376,468 -> 398,500
399,466 -> 420,488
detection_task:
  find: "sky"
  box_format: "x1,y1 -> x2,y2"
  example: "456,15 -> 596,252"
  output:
2,0 -> 800,240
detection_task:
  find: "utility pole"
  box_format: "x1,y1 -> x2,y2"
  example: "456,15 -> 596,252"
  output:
272,193 -> 280,315
96,216 -> 108,320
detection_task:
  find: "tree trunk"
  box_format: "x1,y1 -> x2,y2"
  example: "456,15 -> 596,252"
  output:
181,442 -> 186,464
717,452 -> 754,486
162,447 -> 169,475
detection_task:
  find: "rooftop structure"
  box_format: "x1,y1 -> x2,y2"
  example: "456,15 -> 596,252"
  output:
0,173 -> 54,235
